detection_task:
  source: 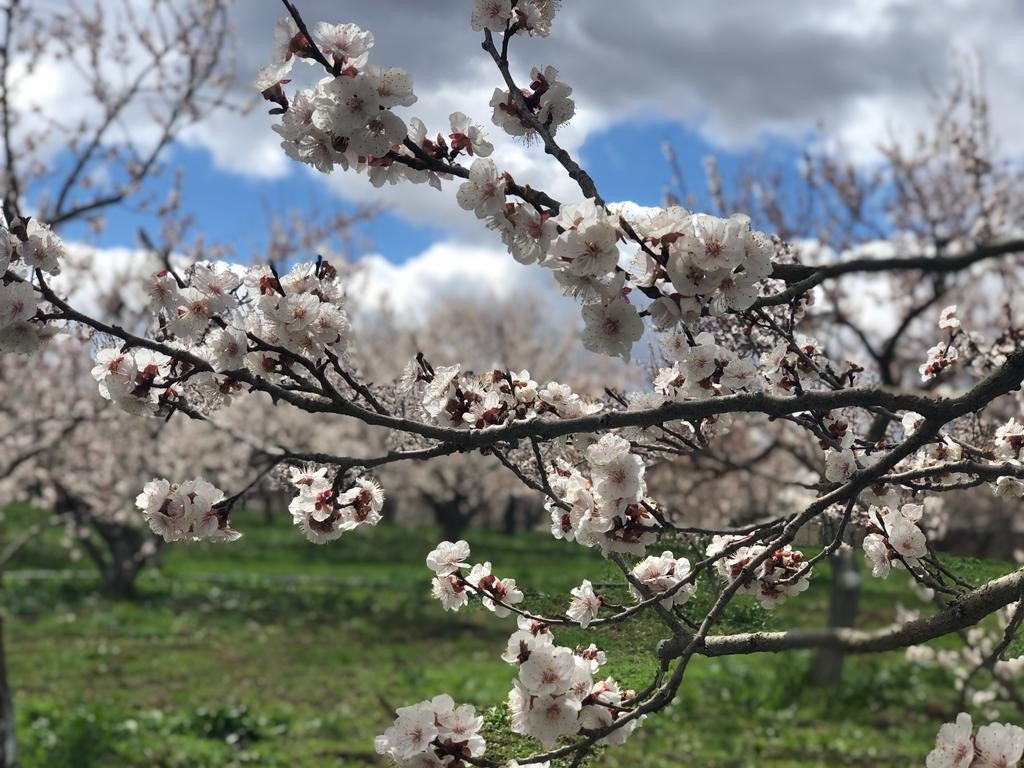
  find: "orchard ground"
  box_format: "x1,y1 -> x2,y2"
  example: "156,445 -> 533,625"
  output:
0,505 -> 1014,768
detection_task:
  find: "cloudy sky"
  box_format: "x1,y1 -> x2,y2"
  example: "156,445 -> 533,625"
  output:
20,0 -> 1024,308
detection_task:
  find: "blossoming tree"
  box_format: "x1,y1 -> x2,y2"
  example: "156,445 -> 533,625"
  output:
4,1 -> 1024,765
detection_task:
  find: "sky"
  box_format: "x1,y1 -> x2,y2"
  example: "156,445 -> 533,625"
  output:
14,0 -> 1024,314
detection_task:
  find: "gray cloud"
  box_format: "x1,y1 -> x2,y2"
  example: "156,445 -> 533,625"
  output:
227,1 -> 1024,146
24,2 -> 1024,236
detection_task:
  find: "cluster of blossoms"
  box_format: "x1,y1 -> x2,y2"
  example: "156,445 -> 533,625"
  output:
257,4 -> 785,365
471,0 -> 557,37
488,64 -> 575,139
928,713 -> 1024,767
921,340 -> 961,383
628,551 -> 697,608
258,12 -> 511,191
885,415 -> 975,499
287,465 -> 384,544
995,418 -> 1024,461
427,539 -> 524,616
255,16 -> 415,176
374,694 -> 485,767
90,346 -> 177,416
761,333 -> 830,396
400,360 -> 601,429
91,259 -> 350,416
135,477 -> 240,542
628,207 -> 775,320
492,200 -> 775,363
0,215 -> 64,352
921,305 -> 964,382
504,617 -> 641,748
861,503 -> 929,578
652,329 -> 759,402
545,435 -> 659,557
706,535 -> 811,608
992,417 -> 1024,500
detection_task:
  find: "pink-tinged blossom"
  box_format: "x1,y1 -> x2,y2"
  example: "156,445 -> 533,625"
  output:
581,297 -> 644,362
466,561 -> 524,617
91,347 -> 137,400
825,447 -> 857,482
449,111 -> 493,157
313,21 -> 374,70
135,477 -> 238,543
339,475 -> 385,528
376,696 -> 485,767
431,574 -> 469,612
426,540 -> 471,575
146,271 -> 183,312
365,65 -> 417,109
629,551 -> 696,608
924,714 -> 990,768
0,227 -> 11,273
518,644 -> 575,695
863,504 -> 929,578
205,327 -> 247,372
470,0 -> 512,32
587,433 -> 645,503
975,721 -> 1024,767
15,218 -> 64,275
456,158 -> 507,219
516,689 -> 581,748
533,66 -> 575,134
995,418 -> 1024,461
939,304 -> 961,330
994,476 -> 1024,499
167,287 -> 217,338
349,108 -> 407,157
375,701 -> 438,762
0,281 -> 37,328
435,699 -> 485,757
566,579 -> 601,627
318,75 -> 383,136
502,618 -> 553,664
513,0 -> 557,36
920,341 -> 958,381
269,16 -> 301,69
288,464 -> 330,491
549,217 -> 620,278
190,262 -> 241,313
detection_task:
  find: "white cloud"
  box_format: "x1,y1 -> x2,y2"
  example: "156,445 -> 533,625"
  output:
56,236 -> 575,329
202,1 -> 1024,223
349,239 -> 575,323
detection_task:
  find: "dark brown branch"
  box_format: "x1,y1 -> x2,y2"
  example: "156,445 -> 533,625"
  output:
762,239 -> 1024,307
655,567 -> 1024,658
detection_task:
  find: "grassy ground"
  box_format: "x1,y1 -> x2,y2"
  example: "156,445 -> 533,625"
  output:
0,504 -> 1015,767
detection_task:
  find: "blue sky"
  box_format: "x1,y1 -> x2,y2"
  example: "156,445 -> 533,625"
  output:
53,121 -> 812,265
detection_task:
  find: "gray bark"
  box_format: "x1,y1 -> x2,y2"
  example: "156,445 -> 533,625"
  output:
0,615 -> 16,768
808,547 -> 861,686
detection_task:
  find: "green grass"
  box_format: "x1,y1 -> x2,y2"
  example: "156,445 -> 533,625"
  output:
0,505 -> 1016,767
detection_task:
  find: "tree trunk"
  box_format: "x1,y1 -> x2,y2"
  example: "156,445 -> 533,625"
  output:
431,498 -> 472,542
0,615 -> 16,768
92,520 -> 148,598
808,547 -> 861,686
502,497 -> 518,534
